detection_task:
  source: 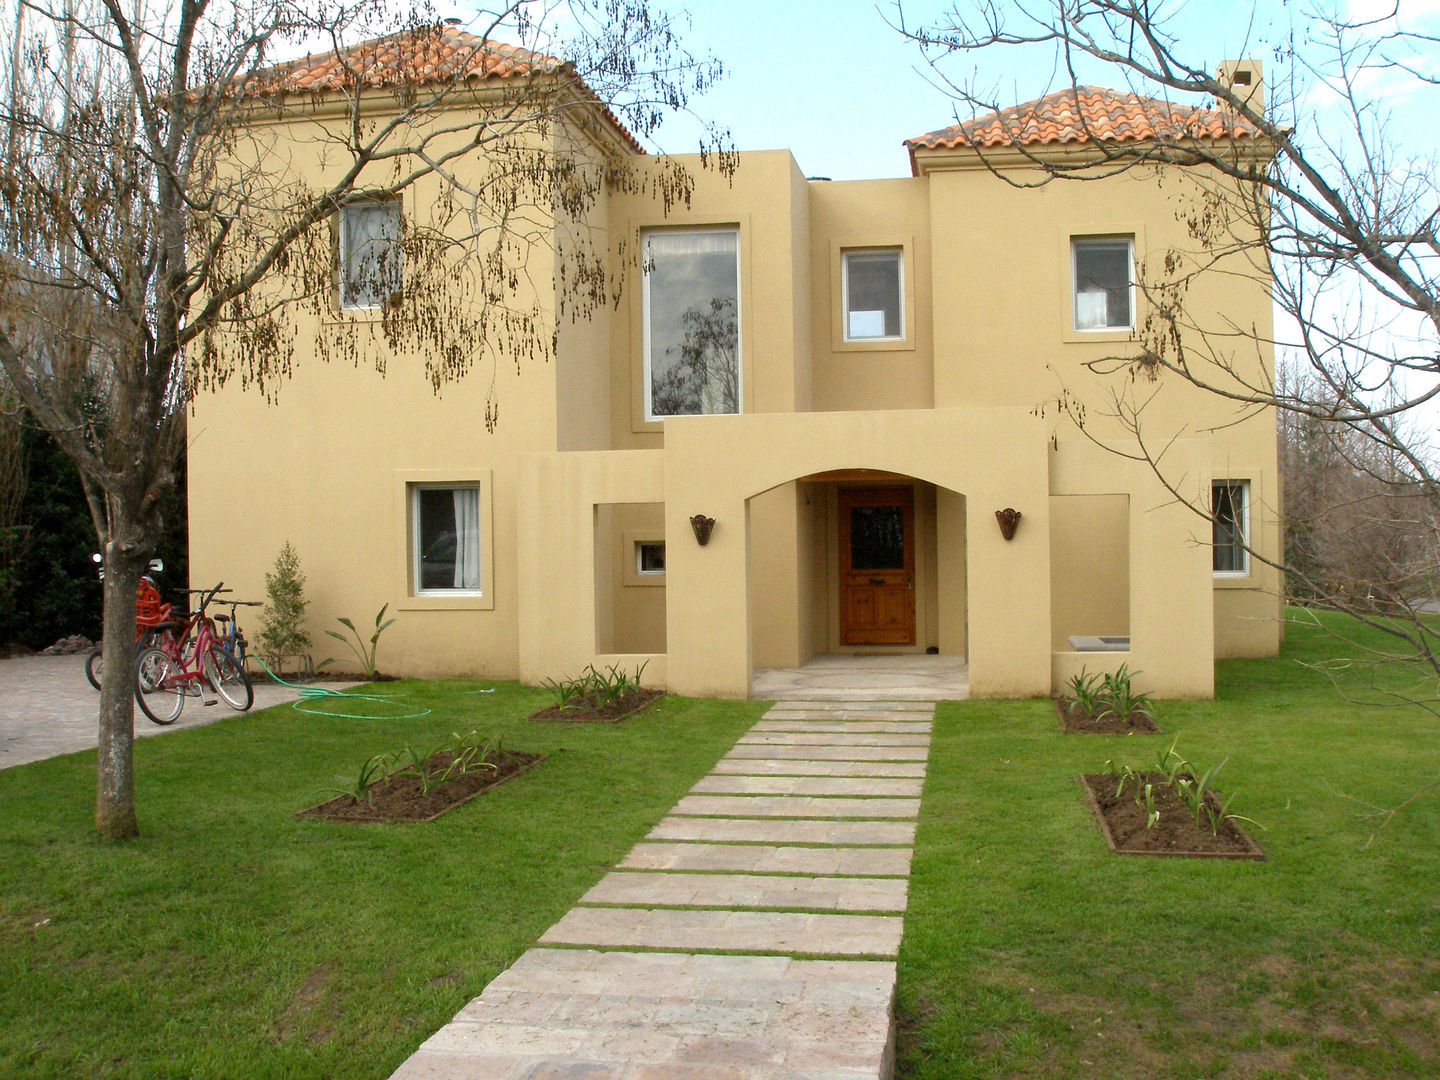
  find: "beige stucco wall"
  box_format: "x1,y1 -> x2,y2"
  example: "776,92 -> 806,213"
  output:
189,104 -> 1280,692
1050,493 -> 1131,649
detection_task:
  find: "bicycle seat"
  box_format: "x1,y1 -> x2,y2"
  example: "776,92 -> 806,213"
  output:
148,620 -> 184,634
213,614 -> 230,625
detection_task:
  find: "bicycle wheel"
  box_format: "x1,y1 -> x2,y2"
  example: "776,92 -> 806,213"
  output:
85,649 -> 103,691
203,645 -> 253,711
135,647 -> 184,725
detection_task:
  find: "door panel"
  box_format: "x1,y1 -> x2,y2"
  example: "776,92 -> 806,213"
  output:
839,487 -> 915,646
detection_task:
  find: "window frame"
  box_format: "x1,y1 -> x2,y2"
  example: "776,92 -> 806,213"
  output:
394,470 -> 494,611
641,225 -> 743,423
1071,236 -> 1135,333
1212,479 -> 1250,577
410,483 -> 483,597
841,248 -> 905,343
338,198 -> 404,311
622,529 -> 667,587
635,540 -> 666,577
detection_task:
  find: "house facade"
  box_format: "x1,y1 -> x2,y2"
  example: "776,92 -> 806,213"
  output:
188,34 -> 1283,699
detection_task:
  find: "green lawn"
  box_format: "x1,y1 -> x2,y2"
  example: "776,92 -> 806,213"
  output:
897,611 -> 1440,1079
0,682 -> 762,1079
3,616 -> 1438,1079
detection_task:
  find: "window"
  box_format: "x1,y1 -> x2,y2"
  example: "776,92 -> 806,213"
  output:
1213,481 -> 1249,575
636,541 -> 666,576
643,228 -> 740,419
843,249 -> 903,340
412,485 -> 481,593
340,200 -> 403,310
1072,237 -> 1133,331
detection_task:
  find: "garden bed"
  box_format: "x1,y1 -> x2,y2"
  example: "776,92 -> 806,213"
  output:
1080,771 -> 1265,858
1055,698 -> 1160,733
299,749 -> 545,823
529,687 -> 664,723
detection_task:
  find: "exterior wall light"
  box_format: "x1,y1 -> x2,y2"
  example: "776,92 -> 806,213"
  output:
690,514 -> 715,546
995,507 -> 1021,541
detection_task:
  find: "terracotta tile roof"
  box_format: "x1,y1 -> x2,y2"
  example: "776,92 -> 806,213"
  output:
244,27 -> 643,154
907,86 -> 1262,151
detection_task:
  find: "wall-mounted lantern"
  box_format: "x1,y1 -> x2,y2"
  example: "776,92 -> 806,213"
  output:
690,514 -> 716,546
994,507 -> 1021,541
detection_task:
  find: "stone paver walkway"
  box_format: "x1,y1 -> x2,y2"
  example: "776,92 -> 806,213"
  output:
389,697 -> 935,1080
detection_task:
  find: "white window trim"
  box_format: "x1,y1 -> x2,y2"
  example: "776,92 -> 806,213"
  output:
841,248 -> 905,343
338,199 -> 403,311
410,483 -> 483,597
641,225 -> 743,423
394,469 -> 494,611
1212,479 -> 1250,578
1071,235 -> 1135,333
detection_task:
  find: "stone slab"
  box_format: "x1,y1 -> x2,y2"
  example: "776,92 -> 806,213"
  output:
391,950 -> 895,1080
648,816 -> 915,846
691,775 -> 923,797
672,795 -> 920,819
580,871 -> 908,912
753,719 -> 933,732
725,745 -> 930,761
540,907 -> 903,957
710,758 -> 927,778
619,843 -> 913,878
762,700 -> 937,712
738,732 -> 931,747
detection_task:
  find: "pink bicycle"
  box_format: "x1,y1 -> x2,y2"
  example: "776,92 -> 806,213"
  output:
135,583 -> 253,724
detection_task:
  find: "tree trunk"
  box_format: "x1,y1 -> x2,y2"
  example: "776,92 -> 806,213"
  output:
95,549 -> 142,839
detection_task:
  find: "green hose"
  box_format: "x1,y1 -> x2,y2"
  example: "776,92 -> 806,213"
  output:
247,654 -> 433,720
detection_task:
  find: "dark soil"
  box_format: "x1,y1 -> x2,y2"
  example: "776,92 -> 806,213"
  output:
529,687 -> 665,723
1056,698 -> 1160,733
1081,771 -> 1264,858
298,749 -> 545,823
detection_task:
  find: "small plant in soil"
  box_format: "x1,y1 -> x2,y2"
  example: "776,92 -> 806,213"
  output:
1060,663 -> 1158,732
531,661 -> 661,723
305,730 -> 538,823
1101,740 -> 1261,841
318,604 -> 395,680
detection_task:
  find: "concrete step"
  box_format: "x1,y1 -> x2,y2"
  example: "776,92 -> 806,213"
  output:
711,758 -> 927,777
754,719 -> 933,732
391,949 -> 895,1080
541,907 -> 904,957
619,842 -> 913,877
725,745 -> 930,761
648,816 -> 915,846
739,731 -> 931,747
691,774 -> 924,797
671,794 -> 920,819
580,870 -> 908,912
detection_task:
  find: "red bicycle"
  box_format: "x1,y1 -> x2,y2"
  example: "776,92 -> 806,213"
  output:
135,583 -> 253,724
85,572 -> 176,691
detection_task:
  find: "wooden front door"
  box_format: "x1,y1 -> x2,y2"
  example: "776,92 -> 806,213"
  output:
839,486 -> 915,646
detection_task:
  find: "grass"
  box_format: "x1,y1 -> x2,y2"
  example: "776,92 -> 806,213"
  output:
4,614 -> 1439,1079
897,610 -> 1440,1079
0,682 -> 761,1079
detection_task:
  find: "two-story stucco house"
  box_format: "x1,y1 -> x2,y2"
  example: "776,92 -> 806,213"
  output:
187,30 -> 1283,699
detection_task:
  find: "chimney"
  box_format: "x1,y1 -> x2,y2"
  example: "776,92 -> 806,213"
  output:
1217,59 -> 1264,114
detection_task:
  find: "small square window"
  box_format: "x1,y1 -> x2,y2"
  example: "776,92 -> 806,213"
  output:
1213,480 -> 1249,575
413,485 -> 481,594
843,249 -> 903,340
340,200 -> 403,310
636,541 -> 666,575
1072,238 -> 1133,330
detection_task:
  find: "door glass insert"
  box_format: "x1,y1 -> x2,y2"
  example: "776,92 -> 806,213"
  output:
849,506 -> 905,570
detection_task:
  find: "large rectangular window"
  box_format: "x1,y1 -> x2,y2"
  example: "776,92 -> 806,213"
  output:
1072,237 -> 1133,331
1213,480 -> 1249,575
843,249 -> 903,340
413,485 -> 481,593
340,200 -> 403,310
643,228 -> 740,419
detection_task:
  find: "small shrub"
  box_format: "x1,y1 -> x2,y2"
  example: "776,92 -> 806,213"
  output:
258,541 -> 312,658
319,604 -> 395,680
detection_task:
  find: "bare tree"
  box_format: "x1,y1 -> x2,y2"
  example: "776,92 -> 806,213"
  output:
896,1 -> 1440,688
0,0 -> 728,838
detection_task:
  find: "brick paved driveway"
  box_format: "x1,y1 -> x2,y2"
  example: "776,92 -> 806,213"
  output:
0,653 -> 338,771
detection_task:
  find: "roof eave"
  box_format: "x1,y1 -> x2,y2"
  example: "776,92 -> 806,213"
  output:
908,134 -> 1278,176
